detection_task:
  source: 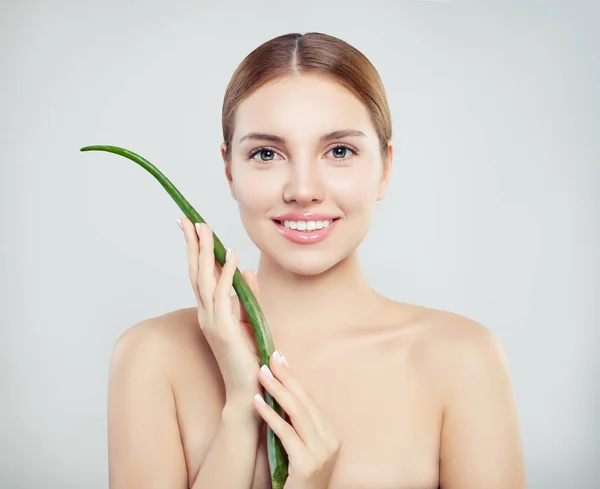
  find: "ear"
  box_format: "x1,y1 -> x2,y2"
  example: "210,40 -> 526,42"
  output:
376,141 -> 393,201
221,142 -> 237,201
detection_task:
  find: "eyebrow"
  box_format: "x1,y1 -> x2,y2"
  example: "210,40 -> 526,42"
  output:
238,129 -> 367,145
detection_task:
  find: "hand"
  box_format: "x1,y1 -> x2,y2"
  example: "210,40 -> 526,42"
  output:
253,351 -> 342,489
178,217 -> 263,408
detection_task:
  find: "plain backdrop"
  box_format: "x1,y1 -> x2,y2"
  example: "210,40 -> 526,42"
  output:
1,0 -> 598,487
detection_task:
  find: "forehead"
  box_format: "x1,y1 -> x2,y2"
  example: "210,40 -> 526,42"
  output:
234,74 -> 375,142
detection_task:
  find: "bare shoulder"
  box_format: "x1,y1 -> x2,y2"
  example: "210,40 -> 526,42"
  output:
386,302 -> 509,387
113,306 -> 200,350
395,307 -> 526,487
107,307 -> 218,488
110,306 -> 211,381
442,309 -> 499,344
405,304 -> 504,359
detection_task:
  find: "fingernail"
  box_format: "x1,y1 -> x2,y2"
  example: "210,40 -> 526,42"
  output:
261,364 -> 275,380
195,223 -> 201,239
254,393 -> 267,406
176,218 -> 183,230
273,350 -> 287,367
281,355 -> 289,368
226,248 -> 231,261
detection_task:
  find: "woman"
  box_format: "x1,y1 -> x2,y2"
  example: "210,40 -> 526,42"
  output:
107,32 -> 527,489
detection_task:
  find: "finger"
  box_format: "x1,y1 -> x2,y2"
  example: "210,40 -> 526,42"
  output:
196,223 -> 216,321
213,257 -> 223,283
213,248 -> 237,330
258,364 -> 325,453
181,217 -> 202,306
268,355 -> 340,450
253,392 -> 309,464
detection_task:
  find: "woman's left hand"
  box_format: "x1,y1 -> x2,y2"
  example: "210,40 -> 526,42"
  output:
253,350 -> 342,489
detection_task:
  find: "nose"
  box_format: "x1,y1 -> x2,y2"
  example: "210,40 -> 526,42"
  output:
282,158 -> 325,206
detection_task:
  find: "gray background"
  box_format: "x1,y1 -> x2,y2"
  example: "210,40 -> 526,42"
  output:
1,0 -> 598,487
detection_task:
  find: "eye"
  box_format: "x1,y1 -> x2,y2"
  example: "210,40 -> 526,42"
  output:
247,147 -> 282,163
326,144 -> 358,161
247,144 -> 359,163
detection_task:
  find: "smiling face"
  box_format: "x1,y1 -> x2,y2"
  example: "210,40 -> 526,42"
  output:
221,73 -> 392,276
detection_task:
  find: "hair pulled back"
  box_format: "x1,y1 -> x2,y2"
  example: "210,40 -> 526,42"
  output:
222,32 -> 392,164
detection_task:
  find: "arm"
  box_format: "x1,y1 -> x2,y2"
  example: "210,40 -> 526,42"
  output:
191,399 -> 263,489
108,321 -> 262,489
438,321 -> 527,489
108,322 -> 187,488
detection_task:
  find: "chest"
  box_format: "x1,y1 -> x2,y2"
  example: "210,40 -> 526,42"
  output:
253,355 -> 441,489
181,339 -> 442,489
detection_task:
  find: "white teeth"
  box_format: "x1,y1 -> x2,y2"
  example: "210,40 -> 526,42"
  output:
283,219 -> 334,231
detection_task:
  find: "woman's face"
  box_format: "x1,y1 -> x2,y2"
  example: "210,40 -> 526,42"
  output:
221,73 -> 392,276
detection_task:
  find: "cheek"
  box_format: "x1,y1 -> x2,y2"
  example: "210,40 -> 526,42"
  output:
232,170 -> 277,216
328,168 -> 380,213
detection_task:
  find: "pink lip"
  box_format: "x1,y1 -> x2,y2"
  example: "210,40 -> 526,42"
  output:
272,218 -> 339,245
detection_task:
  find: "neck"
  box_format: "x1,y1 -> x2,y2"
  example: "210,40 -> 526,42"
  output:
255,250 -> 382,339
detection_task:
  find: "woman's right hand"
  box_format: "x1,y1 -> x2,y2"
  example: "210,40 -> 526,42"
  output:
178,217 -> 263,410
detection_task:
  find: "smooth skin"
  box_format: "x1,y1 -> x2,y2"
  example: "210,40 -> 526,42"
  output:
108,73 -> 527,488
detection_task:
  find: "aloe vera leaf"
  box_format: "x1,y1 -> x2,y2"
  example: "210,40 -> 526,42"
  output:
80,145 -> 289,488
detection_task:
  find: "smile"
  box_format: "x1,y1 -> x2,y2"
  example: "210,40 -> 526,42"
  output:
272,218 -> 340,244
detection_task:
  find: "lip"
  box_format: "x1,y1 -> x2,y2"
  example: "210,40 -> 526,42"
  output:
272,212 -> 341,221
272,218 -> 340,245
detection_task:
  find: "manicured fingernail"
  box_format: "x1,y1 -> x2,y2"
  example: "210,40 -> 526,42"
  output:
281,355 -> 289,368
261,364 -> 275,380
273,350 -> 286,366
226,249 -> 231,261
254,393 -> 266,406
176,218 -> 183,230
195,223 -> 201,239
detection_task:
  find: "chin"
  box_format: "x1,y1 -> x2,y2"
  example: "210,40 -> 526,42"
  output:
277,254 -> 340,276
268,241 -> 359,277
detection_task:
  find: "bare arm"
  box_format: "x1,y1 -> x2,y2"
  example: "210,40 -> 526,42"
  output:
191,399 -> 262,489
108,321 -> 263,489
108,322 -> 187,488
438,320 -> 527,488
